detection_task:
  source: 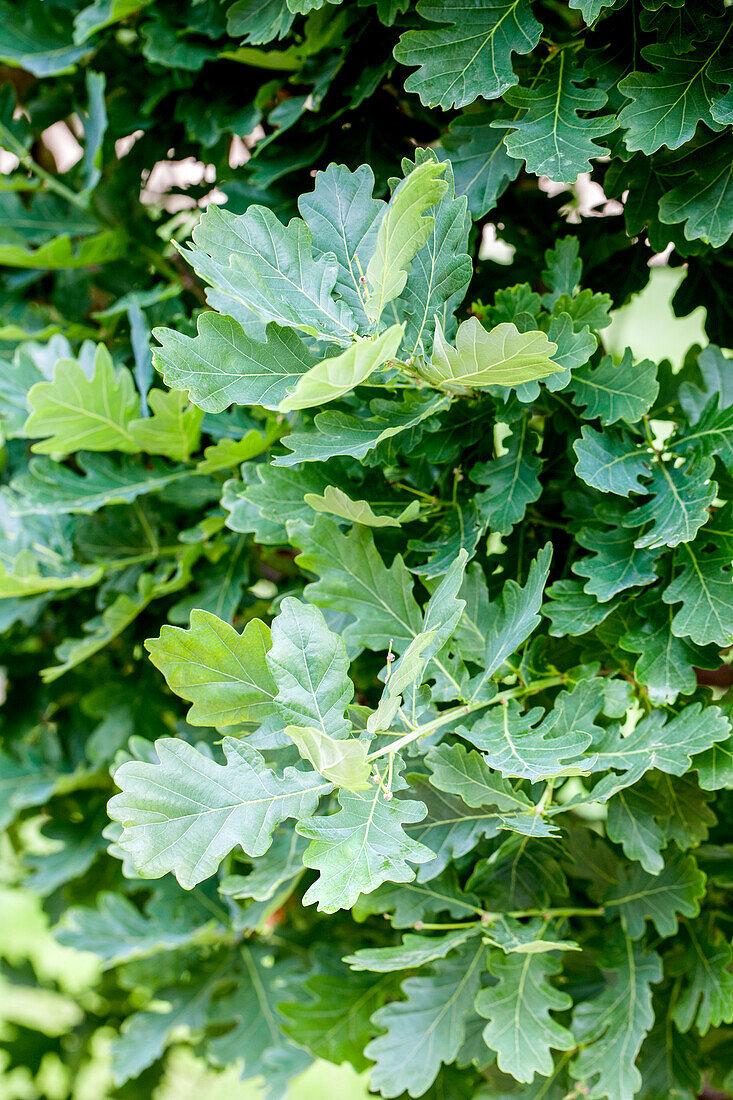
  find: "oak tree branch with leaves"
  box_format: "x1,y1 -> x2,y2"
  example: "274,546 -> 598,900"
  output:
0,1 -> 732,1098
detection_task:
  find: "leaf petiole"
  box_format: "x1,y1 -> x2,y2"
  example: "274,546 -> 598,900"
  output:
366,675 -> 564,761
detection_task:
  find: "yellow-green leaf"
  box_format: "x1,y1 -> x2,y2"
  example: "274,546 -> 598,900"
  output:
284,725 -> 371,791
279,324 -> 403,412
304,485 -> 420,528
418,317 -> 560,391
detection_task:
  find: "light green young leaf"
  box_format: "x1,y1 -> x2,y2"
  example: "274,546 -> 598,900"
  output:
421,548 -> 469,653
129,388 -> 203,461
370,550 -> 468,729
304,485 -> 420,528
0,227 -> 126,269
25,346 -> 139,454
401,150 -> 471,356
195,425 -> 279,474
477,951 -> 574,1082
365,158 -> 448,324
284,726 -> 371,791
145,611 -> 276,728
108,737 -> 328,888
279,324 -> 403,412
369,630 -> 437,734
418,317 -> 559,391
365,942 -> 487,1097
153,314 -> 318,413
0,552 -> 102,598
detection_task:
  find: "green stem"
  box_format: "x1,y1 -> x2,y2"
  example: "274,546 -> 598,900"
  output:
366,675 -> 564,762
415,921 -> 480,931
502,906 -> 604,919
0,122 -> 89,211
101,545 -> 183,572
536,778 -> 555,815
415,906 -> 604,931
140,243 -> 183,285
390,482 -> 441,505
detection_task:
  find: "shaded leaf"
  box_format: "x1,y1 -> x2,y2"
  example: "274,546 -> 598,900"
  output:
501,58 -> 616,183
568,348 -> 659,424
365,942 -> 487,1097
571,935 -> 661,1100
394,0 -> 542,109
477,951 -> 574,1082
